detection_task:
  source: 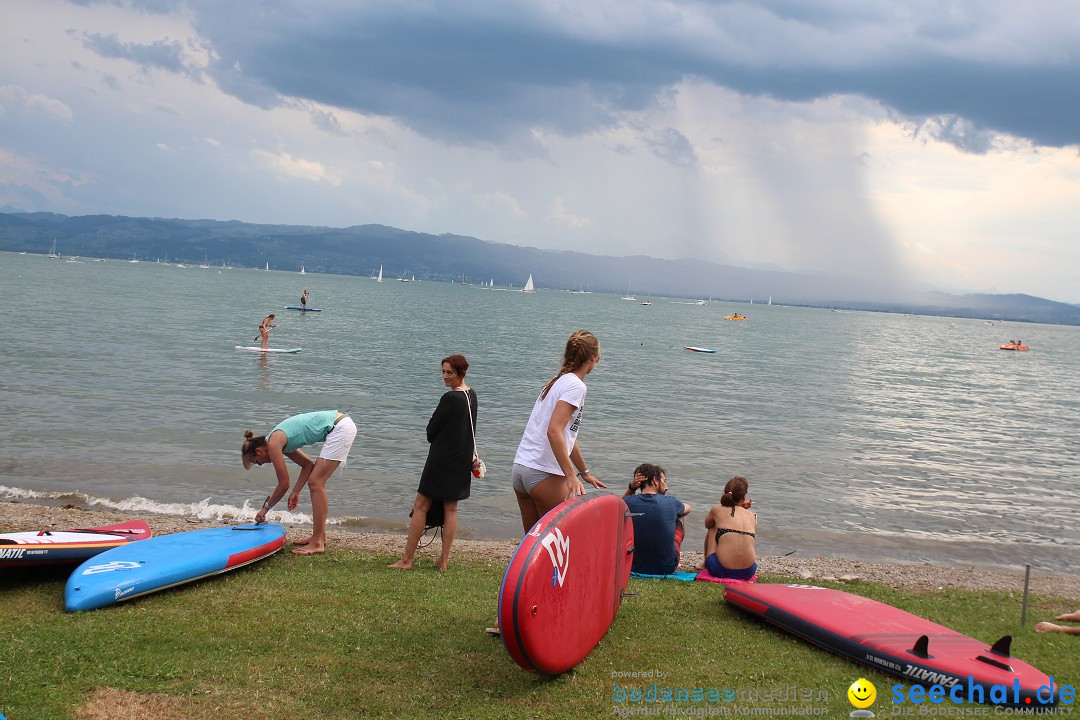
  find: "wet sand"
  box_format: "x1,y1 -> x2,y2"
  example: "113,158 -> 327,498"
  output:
3,500 -> 1078,599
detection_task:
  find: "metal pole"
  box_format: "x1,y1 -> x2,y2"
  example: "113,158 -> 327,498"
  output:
1021,564 -> 1031,626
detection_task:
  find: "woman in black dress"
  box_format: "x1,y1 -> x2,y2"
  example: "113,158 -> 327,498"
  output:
389,354 -> 477,571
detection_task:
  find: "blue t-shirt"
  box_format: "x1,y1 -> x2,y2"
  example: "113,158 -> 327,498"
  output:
624,493 -> 687,575
271,410 -> 338,454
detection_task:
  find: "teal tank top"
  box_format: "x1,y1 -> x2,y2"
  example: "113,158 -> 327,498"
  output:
271,410 -> 338,453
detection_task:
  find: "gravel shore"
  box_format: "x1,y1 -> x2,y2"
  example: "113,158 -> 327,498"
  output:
4,500 -> 1078,599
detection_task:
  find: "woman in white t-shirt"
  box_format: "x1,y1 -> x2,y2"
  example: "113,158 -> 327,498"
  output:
511,329 -> 607,531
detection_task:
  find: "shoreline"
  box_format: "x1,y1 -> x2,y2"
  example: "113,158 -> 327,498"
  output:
3,499 -> 1079,599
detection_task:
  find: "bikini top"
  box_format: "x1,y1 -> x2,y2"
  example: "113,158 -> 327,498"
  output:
715,527 -> 756,543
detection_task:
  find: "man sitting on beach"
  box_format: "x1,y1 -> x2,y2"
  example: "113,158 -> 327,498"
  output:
1035,610 -> 1080,635
623,463 -> 691,575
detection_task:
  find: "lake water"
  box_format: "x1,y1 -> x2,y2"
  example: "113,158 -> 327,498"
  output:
2,252 -> 1077,576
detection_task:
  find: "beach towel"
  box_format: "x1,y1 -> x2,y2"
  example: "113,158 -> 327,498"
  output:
630,570 -> 698,582
695,568 -> 757,584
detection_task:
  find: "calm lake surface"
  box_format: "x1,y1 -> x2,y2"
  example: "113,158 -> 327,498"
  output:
2,252 -> 1077,576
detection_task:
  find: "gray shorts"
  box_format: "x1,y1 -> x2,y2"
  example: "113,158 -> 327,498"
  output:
512,463 -> 553,495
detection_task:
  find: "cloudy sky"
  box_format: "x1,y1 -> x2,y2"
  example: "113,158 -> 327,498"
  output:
2,1 -> 1078,302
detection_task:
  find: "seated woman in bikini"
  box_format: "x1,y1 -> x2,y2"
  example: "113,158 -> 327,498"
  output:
699,476 -> 757,581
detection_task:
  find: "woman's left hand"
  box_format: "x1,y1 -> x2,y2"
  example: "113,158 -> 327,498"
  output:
287,492 -> 300,511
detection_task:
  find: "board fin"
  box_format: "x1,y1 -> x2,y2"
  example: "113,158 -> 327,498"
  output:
988,635 -> 1012,657
909,634 -> 932,658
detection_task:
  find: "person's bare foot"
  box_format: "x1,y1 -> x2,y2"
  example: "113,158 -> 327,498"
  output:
1054,610 -> 1080,622
436,560 -> 449,572
388,560 -> 414,570
292,536 -> 311,547
1035,622 -> 1063,633
291,545 -> 324,555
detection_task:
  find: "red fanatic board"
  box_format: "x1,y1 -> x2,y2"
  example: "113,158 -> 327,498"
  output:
498,494 -> 634,675
724,583 -> 1057,708
0,520 -> 152,567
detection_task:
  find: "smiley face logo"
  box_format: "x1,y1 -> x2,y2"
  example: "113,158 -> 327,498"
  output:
847,678 -> 877,709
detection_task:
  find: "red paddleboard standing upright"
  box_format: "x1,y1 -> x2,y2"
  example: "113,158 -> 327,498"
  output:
498,493 -> 635,675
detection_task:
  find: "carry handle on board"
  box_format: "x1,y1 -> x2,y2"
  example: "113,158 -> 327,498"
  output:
975,636 -> 1014,672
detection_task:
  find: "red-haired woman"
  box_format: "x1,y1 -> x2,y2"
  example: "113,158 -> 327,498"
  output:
390,354 -> 477,571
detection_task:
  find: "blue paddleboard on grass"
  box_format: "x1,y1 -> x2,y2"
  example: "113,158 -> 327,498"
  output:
65,523 -> 287,612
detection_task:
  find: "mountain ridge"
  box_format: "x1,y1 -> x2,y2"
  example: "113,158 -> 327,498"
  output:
2,210 -> 1076,326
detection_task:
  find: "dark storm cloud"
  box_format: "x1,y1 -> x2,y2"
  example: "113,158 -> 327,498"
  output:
97,1 -> 1079,151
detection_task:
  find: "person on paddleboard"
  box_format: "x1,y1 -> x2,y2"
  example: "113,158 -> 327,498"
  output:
511,329 -> 607,532
241,410 -> 357,555
258,313 -> 276,349
300,290 -> 309,308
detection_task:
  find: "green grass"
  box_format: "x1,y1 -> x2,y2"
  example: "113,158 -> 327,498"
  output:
1,551 -> 1076,719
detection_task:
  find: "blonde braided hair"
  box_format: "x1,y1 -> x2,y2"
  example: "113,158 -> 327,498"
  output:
540,330 -> 600,400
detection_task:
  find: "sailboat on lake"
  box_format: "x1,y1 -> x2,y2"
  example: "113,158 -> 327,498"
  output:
377,265 -> 383,283
522,274 -> 535,293
48,239 -> 62,259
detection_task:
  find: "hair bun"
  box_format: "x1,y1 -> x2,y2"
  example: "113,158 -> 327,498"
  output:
244,429 -> 254,439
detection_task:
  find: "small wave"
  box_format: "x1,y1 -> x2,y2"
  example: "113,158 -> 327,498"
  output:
0,484 -> 335,527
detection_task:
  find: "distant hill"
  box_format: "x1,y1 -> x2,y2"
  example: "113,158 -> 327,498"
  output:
2,211 -> 1077,326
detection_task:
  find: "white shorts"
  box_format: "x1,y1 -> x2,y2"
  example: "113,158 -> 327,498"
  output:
319,416 -> 356,462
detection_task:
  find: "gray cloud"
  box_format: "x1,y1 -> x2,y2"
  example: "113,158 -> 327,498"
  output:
646,127 -> 697,169
74,31 -> 192,76
81,1 -> 1078,152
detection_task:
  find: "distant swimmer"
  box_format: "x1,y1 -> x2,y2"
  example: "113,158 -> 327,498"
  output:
258,313 -> 276,349
300,289 -> 309,308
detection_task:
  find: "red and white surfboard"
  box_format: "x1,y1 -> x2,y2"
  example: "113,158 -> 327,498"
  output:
498,493 -> 634,675
0,520 -> 152,567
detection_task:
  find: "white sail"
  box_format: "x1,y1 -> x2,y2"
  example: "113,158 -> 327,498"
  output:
265,261 -> 269,271
300,263 -> 305,274
377,265 -> 383,282
522,274 -> 535,293
49,239 -> 61,259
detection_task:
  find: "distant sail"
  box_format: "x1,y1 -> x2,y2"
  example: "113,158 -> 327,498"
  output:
522,274 -> 535,293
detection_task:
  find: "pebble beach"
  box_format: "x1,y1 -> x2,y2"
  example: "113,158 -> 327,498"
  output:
4,500 -> 1078,600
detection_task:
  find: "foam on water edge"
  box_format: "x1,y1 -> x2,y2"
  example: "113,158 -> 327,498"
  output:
0,484 -> 335,527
